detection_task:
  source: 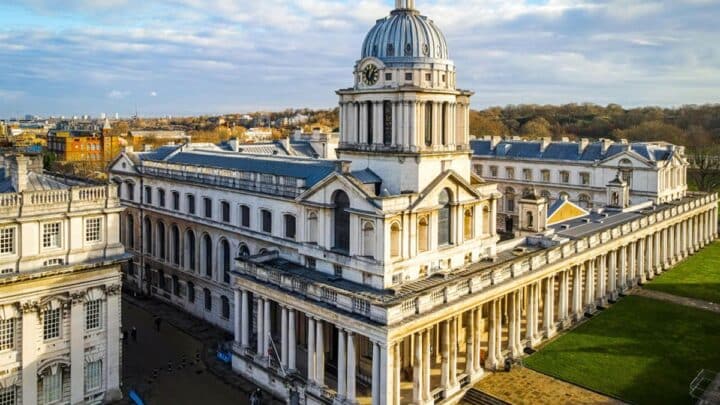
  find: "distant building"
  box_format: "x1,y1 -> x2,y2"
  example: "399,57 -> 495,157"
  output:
471,136 -> 689,232
245,127 -> 273,141
47,119 -> 122,163
223,128 -> 339,159
127,130 -> 189,151
0,154 -> 126,404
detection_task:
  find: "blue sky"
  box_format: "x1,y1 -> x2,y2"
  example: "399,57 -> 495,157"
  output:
0,0 -> 718,118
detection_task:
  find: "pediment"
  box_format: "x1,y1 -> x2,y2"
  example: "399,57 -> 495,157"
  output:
108,153 -> 138,174
601,150 -> 652,168
410,170 -> 484,212
297,173 -> 380,213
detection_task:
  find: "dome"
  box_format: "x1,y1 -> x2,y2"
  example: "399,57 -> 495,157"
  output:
361,3 -> 449,64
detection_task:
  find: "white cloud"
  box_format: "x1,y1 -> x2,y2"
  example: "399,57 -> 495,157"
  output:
150,91 -> 157,97
107,90 -> 130,99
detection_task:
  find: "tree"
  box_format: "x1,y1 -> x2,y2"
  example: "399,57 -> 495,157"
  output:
470,112 -> 508,136
520,117 -> 552,138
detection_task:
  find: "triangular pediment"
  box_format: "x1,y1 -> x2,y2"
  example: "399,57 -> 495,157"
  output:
410,170 -> 484,212
107,153 -> 138,174
297,172 -> 380,214
547,199 -> 589,225
601,150 -> 652,168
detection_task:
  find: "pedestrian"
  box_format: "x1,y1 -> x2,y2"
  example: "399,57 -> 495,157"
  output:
250,389 -> 263,405
154,317 -> 162,332
131,326 -> 137,342
122,329 -> 128,343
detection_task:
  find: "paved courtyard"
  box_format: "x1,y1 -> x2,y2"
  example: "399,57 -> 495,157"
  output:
118,296 -> 274,404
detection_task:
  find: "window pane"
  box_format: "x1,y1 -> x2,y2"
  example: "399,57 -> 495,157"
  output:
43,308 -> 61,340
0,227 -> 15,255
0,319 -> 15,351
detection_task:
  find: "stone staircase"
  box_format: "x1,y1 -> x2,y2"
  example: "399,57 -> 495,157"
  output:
461,388 -> 510,405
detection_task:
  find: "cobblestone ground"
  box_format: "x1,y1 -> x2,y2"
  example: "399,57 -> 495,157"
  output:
471,367 -> 625,405
118,294 -> 281,405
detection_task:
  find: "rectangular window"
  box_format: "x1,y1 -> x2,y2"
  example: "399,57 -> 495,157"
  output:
284,215 -> 296,239
43,308 -> 61,340
261,210 -> 272,233
580,172 -> 591,185
0,319 -> 15,351
221,201 -> 230,223
0,386 -> 16,405
541,170 -> 550,182
506,167 -> 515,179
240,205 -> 250,227
85,300 -> 102,331
172,191 -> 180,210
0,227 -> 15,255
306,257 -> 316,269
158,189 -> 166,207
560,171 -> 570,183
473,165 -> 483,176
42,222 -> 62,249
385,73 -> 392,81
405,72 -> 413,81
204,197 -> 212,218
84,360 -> 102,393
85,218 -> 102,243
523,169 -> 532,181
489,166 -> 498,177
42,372 -> 62,404
425,73 -> 431,81
187,195 -> 195,215
144,186 -> 152,204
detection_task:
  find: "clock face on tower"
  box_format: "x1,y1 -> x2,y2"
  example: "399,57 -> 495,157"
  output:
362,64 -> 379,86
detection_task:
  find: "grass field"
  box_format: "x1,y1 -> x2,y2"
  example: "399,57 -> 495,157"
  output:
645,241 -> 720,304
524,296 -> 720,405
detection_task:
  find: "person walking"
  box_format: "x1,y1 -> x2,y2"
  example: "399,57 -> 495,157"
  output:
131,326 -> 137,342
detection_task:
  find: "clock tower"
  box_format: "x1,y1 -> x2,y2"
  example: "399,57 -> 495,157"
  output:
337,0 -> 474,195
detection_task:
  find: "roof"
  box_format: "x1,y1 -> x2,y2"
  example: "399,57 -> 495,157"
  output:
0,172 -> 75,193
351,168 -> 382,184
139,149 -> 340,188
471,139 -> 676,163
547,198 -> 589,225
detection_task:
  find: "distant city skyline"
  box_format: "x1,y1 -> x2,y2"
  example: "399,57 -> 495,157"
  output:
1,0 -> 718,118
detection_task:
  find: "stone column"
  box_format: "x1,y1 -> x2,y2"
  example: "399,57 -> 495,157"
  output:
316,319 -> 325,386
669,225 -> 676,264
654,230 -> 662,275
544,277 -> 556,337
409,101 -> 417,150
628,242 -> 637,287
307,317 -> 316,383
598,255 -> 607,304
106,287 -> 122,400
449,316 -> 458,385
347,332 -> 357,402
70,296 -> 85,404
413,332 -> 423,403
526,285 -> 535,345
281,306 -> 288,368
263,299 -> 271,358
394,343 -> 402,405
337,330 -> 347,399
646,235 -> 654,281
466,310 -> 475,376
609,250 -> 618,299
559,271 -> 569,322
288,309 -> 296,371
256,298 -> 264,355
636,238 -> 645,286
423,329 -> 432,400
372,341 -> 381,405
509,292 -> 522,358
441,320 -> 450,387
474,306 -> 484,374
619,246 -> 628,291
241,290 -> 249,347
572,265 -> 583,320
21,304 -> 38,405
233,290 -> 241,344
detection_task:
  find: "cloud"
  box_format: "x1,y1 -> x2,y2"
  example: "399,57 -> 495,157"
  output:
107,90 -> 130,99
0,0 -> 719,117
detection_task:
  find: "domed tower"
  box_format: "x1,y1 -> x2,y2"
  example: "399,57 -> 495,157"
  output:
337,0 -> 474,195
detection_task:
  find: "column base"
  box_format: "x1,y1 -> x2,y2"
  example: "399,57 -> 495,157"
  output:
544,327 -> 557,339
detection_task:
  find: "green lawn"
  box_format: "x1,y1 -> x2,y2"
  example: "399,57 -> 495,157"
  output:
524,296 -> 720,405
645,241 -> 720,304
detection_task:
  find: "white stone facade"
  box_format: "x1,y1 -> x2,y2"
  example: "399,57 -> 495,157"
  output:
0,155 -> 126,405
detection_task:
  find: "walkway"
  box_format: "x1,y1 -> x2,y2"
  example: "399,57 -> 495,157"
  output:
120,293 -> 283,404
468,367 -> 624,405
632,288 -> 720,314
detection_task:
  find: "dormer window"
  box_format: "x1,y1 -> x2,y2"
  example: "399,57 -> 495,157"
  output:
405,43 -> 412,56
387,43 -> 394,56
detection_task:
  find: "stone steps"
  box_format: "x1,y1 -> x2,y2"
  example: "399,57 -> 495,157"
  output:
462,388 -> 510,405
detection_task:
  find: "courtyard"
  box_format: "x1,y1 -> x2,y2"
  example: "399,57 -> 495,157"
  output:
524,242 -> 720,405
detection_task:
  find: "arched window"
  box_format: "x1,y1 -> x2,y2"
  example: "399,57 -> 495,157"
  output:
424,102 -> 433,146
367,101 -> 374,145
611,192 -> 620,206
126,214 -> 135,249
619,158 -> 633,186
202,234 -> 212,278
482,206 -> 491,235
526,211 -> 534,228
559,192 -> 570,201
238,244 -> 250,257
418,216 -> 429,252
438,189 -> 452,246
221,239 -> 231,283
540,190 -> 551,201
157,222 -> 166,260
333,191 -> 350,252
362,222 -> 376,259
40,364 -> 67,403
185,230 -> 196,271
187,282 -> 195,303
578,194 -> 592,209
171,225 -> 180,265
464,208 -> 473,241
284,214 -> 296,239
204,288 -> 212,311
505,188 -> 516,212
221,296 -> 230,319
390,222 -> 401,258
307,211 -> 318,244
143,217 -> 152,254
383,100 -> 392,145
125,182 -> 135,201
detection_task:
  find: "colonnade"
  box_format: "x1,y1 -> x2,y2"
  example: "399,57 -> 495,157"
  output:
339,100 -> 470,150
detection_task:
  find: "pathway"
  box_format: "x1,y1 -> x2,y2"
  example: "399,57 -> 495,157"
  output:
632,288 -> 720,314
467,367 -> 624,405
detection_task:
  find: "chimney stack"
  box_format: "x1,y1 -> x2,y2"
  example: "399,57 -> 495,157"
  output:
579,138 -> 589,154
541,137 -> 551,152
11,155 -> 29,193
228,137 -> 239,153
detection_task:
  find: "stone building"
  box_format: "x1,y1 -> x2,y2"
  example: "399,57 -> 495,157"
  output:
470,136 -> 689,232
0,154 -> 126,404
109,1 -> 717,404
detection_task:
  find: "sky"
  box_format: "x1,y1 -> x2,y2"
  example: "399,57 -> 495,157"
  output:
0,0 -> 718,118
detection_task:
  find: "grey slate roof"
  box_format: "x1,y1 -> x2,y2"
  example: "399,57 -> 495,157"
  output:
351,168 -> 382,184
471,139 -> 674,162
143,150 -> 340,187
0,172 -> 72,193
137,145 -> 181,161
